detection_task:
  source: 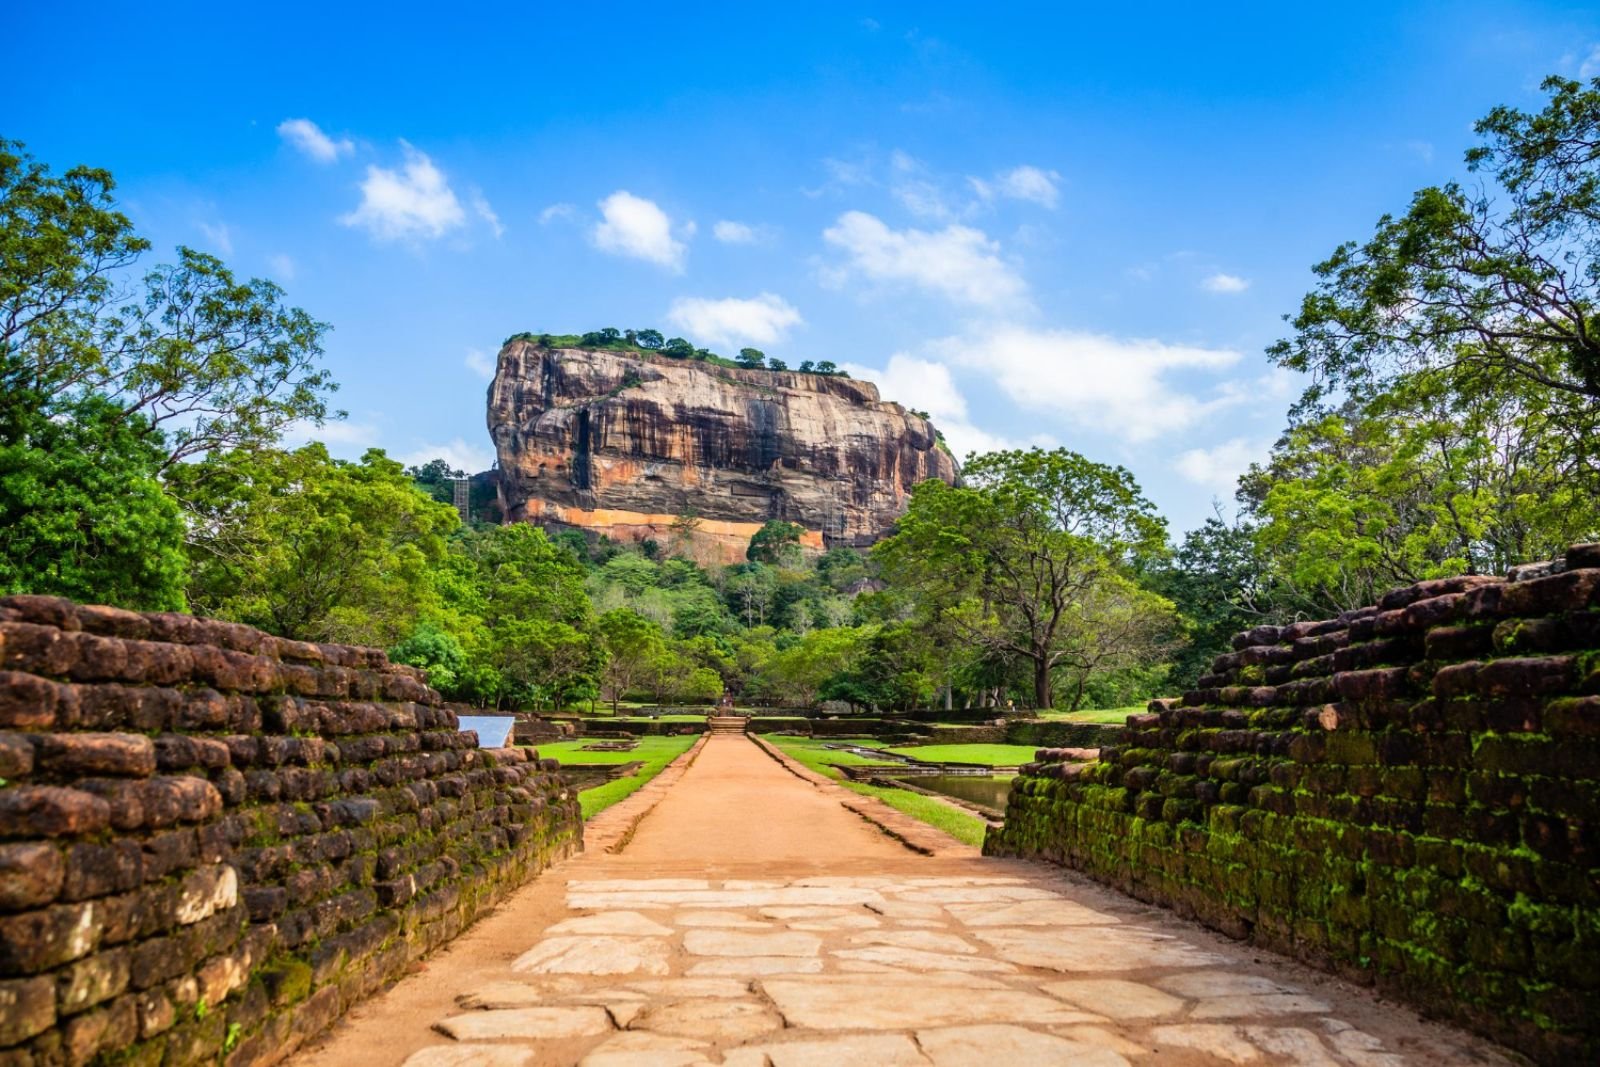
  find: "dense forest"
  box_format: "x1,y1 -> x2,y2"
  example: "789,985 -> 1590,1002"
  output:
3,76 -> 1597,713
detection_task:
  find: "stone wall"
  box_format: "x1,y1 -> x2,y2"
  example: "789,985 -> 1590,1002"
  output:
987,545 -> 1600,1063
1003,720 -> 1120,748
0,596 -> 582,1066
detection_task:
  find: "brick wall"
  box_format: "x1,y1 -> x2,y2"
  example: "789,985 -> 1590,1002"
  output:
987,544 -> 1600,1063
0,596 -> 581,1066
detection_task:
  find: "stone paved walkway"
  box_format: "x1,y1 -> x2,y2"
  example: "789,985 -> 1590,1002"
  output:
295,736 -> 1512,1067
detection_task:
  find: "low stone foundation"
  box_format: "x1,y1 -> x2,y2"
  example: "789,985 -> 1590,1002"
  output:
0,596 -> 581,1066
987,545 -> 1600,1063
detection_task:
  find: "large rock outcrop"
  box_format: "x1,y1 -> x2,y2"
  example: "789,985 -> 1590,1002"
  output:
487,341 -> 959,562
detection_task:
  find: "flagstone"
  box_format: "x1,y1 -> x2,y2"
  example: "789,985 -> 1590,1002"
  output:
1056,1025 -> 1156,1057
944,899 -> 1118,927
916,1024 -> 1131,1067
510,936 -> 671,976
547,912 -> 674,936
1147,1024 -> 1264,1064
852,930 -> 977,954
432,1006 -> 613,1041
626,978 -> 754,999
568,887 -> 887,909
831,946 -> 1014,972
1244,1027 -> 1342,1066
1041,978 -> 1185,1019
725,1034 -> 931,1066
401,1046 -> 538,1067
759,978 -> 1103,1029
1192,993 -> 1334,1018
672,911 -> 771,928
682,929 -> 821,957
891,885 -> 1060,903
862,900 -> 946,920
974,926 -> 1228,971
628,999 -> 783,1043
1157,972 -> 1298,998
577,1032 -> 709,1067
685,956 -> 824,977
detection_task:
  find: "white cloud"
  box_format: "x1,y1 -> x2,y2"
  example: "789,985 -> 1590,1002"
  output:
667,293 -> 803,348
821,211 -> 1029,312
1176,437 -> 1269,493
399,437 -> 494,475
591,191 -> 687,271
268,253 -> 296,281
277,118 -> 353,163
842,354 -> 1052,460
936,326 -> 1244,443
971,165 -> 1061,208
465,348 -> 496,379
470,192 -> 503,238
713,220 -> 760,244
197,221 -> 232,256
1580,43 -> 1600,79
340,142 -> 465,241
1202,272 -> 1250,294
539,203 -> 576,224
283,418 -> 381,452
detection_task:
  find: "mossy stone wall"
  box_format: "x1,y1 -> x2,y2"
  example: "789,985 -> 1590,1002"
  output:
0,596 -> 581,1067
987,546 -> 1600,1064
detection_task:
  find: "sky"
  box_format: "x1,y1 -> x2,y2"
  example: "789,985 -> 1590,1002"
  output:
6,1 -> 1599,537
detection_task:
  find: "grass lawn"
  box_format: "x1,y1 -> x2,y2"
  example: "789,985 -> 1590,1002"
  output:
1033,705 -> 1147,724
761,735 -> 987,847
534,736 -> 697,818
885,743 -> 1039,766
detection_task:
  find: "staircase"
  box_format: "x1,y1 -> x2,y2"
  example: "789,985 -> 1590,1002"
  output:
708,716 -> 748,735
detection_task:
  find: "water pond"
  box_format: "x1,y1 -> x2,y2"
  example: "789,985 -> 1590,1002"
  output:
894,774 -> 1014,814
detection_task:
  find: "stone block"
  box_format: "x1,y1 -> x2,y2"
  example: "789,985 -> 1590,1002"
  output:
30,732 -> 157,778
0,672 -> 61,730
0,974 -> 56,1046
0,786 -> 111,839
0,900 -> 101,975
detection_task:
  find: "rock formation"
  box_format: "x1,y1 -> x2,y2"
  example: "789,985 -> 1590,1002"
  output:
487,341 -> 959,562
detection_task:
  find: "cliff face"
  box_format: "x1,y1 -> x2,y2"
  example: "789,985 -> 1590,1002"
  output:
487,341 -> 959,562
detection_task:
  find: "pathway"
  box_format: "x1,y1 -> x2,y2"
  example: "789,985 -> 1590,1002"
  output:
295,736 -> 1511,1067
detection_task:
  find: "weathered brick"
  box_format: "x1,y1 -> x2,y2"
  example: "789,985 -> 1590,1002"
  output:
0,974 -> 55,1045
0,787 -> 110,839
0,672 -> 61,730
29,732 -> 156,778
0,900 -> 101,974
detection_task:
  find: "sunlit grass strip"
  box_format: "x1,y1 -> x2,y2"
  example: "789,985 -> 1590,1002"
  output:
535,735 -> 698,818
884,743 -> 1038,765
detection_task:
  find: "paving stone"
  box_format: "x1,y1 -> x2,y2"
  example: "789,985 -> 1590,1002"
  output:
432,1006 -> 613,1041
785,914 -> 881,931
672,911 -> 772,929
1244,1027 -> 1342,1066
1041,978 -> 1185,1019
852,930 -> 977,954
1156,972 -> 1298,998
402,1045 -> 538,1067
1056,1025 -> 1155,1057
863,900 -> 946,920
682,929 -> 820,958
568,879 -> 710,892
974,927 -> 1228,972
547,912 -> 673,936
1321,1024 -> 1407,1067
831,946 -> 1014,973
1147,1023 -> 1263,1064
627,978 -> 754,999
629,999 -> 783,1043
456,982 -> 557,1009
577,1032 -> 709,1067
1191,993 -> 1333,1018
915,1024 -> 1130,1066
726,1033 -> 931,1066
510,936 -> 671,976
944,899 -> 1119,927
760,978 -> 1102,1029
759,905 -> 879,930
685,957 -> 823,977
890,885 -> 1060,903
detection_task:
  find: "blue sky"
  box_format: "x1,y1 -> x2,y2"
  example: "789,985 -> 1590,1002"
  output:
7,2 -> 1599,536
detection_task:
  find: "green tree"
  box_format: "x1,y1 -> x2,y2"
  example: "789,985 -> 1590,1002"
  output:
875,448 -> 1168,710
661,337 -> 695,359
636,329 -> 663,349
746,519 -> 805,565
595,608 -> 666,712
735,347 -> 766,369
1153,517 -> 1278,690
174,445 -> 458,645
767,358 -> 788,371
1272,75 -> 1600,413
0,393 -> 186,609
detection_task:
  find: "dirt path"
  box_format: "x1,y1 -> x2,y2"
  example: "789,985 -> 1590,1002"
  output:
294,736 -> 1512,1067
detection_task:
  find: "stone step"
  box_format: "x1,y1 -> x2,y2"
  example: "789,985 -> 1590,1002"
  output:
707,716 -> 748,735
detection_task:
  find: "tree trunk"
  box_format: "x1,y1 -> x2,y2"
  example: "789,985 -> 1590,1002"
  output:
1032,657 -> 1052,711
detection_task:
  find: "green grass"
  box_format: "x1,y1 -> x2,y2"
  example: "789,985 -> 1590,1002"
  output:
535,736 -> 697,818
1032,705 -> 1147,724
885,743 -> 1038,766
761,736 -> 987,846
